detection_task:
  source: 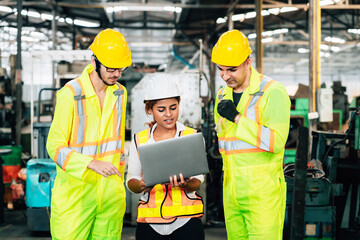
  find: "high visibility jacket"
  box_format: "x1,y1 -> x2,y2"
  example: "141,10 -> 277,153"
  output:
134,127 -> 204,224
214,67 -> 290,239
46,64 -> 127,239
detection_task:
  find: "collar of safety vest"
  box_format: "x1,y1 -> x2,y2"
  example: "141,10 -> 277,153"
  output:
80,63 -> 121,98
221,66 -> 262,98
246,66 -> 262,95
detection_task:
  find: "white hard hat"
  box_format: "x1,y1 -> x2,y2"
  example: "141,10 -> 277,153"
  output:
144,77 -> 181,101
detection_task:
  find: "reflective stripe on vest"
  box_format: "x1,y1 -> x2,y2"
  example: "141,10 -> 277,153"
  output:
135,127 -> 204,223
54,79 -> 125,170
218,75 -> 276,155
218,87 -> 224,101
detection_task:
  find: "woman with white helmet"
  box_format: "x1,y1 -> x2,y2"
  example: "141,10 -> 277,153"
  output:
126,77 -> 205,240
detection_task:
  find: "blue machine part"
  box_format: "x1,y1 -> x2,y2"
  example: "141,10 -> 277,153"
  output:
26,158 -> 56,208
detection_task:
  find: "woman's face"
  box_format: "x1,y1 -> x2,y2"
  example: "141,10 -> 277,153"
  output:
149,98 -> 179,130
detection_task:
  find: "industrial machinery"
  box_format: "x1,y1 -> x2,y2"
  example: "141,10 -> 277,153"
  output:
32,88 -> 60,159
309,108 -> 360,239
25,158 -> 56,232
284,107 -> 360,240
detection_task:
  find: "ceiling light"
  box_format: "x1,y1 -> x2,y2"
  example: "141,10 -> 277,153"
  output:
320,44 -> 330,50
274,28 -> 289,34
106,5 -> 181,13
232,14 -> 245,22
245,12 -> 256,19
105,6 -> 128,13
41,13 -> 53,21
280,7 -> 298,13
73,19 -> 100,27
320,52 -> 330,57
320,0 -> 335,6
268,8 -> 280,15
27,11 -> 41,18
22,36 -> 39,42
0,6 -> 12,13
298,48 -> 309,53
248,33 -> 257,39
261,10 -> 270,16
330,46 -> 340,52
324,36 -> 345,44
164,6 -> 182,13
30,31 -> 45,38
247,28 -> 289,39
66,18 -> 73,24
216,17 -> 227,24
348,29 -> 360,34
262,31 -> 273,37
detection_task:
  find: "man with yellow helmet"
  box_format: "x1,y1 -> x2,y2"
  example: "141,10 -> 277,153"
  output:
212,29 -> 290,239
47,28 -> 132,239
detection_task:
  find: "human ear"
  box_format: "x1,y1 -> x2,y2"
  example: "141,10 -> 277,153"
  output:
90,56 -> 96,68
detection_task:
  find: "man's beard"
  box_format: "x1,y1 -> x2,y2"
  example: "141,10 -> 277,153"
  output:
98,71 -> 118,86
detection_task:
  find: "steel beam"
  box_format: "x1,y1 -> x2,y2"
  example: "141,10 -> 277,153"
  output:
256,0 -> 263,73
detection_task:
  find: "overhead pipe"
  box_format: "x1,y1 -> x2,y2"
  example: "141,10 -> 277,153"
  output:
172,49 -> 194,69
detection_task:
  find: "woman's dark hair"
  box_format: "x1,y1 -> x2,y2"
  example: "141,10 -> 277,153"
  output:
144,97 -> 180,128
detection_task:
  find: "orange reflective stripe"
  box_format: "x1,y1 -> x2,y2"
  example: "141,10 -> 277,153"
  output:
54,145 -> 66,163
62,150 -> 76,170
269,129 -> 275,153
222,136 -> 242,141
218,87 -> 224,101
66,84 -> 79,144
225,148 -> 266,155
112,103 -> 118,137
263,79 -> 275,92
68,136 -> 122,148
243,95 -> 253,117
163,185 -> 175,207
97,149 -> 122,158
256,125 -> 262,148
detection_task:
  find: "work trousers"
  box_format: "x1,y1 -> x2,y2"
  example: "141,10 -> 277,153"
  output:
136,218 -> 204,240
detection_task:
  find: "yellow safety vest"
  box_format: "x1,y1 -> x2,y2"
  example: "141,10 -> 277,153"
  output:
135,127 -> 204,223
214,67 -> 290,167
47,63 -> 127,179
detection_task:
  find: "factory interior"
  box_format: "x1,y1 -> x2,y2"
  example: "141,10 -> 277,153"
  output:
0,0 -> 360,239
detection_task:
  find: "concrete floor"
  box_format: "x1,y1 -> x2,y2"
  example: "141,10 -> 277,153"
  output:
0,209 -> 227,240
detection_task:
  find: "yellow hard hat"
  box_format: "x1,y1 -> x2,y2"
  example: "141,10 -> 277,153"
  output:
211,29 -> 252,66
89,28 -> 132,68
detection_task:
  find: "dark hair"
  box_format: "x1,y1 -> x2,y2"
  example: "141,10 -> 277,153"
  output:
144,97 -> 180,128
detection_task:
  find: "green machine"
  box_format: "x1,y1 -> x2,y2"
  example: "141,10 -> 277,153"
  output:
284,98 -> 345,164
284,98 -> 309,164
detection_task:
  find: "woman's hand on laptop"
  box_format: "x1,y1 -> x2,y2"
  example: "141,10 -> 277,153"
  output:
169,173 -> 185,188
169,173 -> 201,192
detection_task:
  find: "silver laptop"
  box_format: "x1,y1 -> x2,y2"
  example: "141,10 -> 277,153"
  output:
138,132 -> 209,186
